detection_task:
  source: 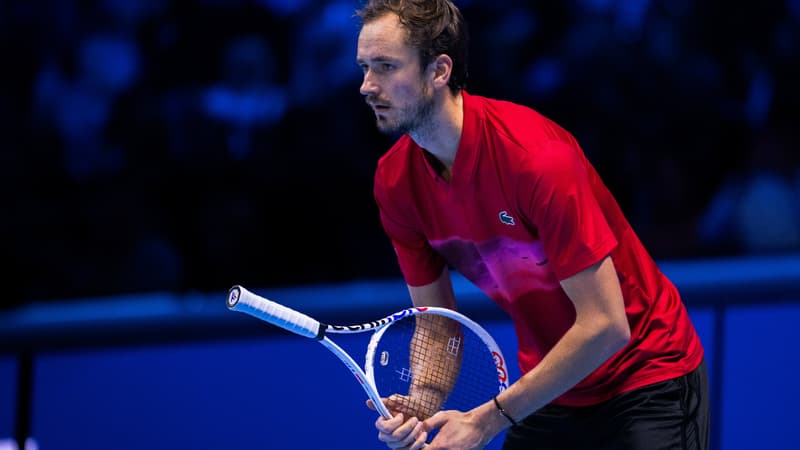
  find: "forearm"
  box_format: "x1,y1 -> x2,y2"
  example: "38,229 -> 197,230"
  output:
472,319 -> 629,439
382,270 -> 462,420
406,314 -> 463,417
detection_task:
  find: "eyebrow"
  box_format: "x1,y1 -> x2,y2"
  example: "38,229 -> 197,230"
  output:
356,55 -> 399,65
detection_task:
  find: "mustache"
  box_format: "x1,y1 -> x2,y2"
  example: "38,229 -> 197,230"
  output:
365,95 -> 391,107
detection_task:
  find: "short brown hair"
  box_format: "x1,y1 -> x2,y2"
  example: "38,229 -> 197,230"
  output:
356,0 -> 469,93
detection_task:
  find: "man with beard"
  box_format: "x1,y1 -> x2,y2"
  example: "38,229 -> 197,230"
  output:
355,1 -> 709,449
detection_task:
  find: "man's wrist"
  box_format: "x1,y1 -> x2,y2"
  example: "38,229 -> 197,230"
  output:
474,397 -> 515,439
493,396 -> 518,427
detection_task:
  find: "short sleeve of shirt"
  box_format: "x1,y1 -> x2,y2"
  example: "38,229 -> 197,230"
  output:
374,177 -> 446,287
521,139 -> 618,280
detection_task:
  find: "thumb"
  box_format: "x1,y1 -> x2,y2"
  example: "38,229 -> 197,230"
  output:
423,410 -> 449,432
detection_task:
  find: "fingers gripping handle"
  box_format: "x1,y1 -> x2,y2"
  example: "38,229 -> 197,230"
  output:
227,285 -> 323,339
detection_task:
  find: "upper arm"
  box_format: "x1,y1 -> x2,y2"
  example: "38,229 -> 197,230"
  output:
520,140 -> 617,281
407,267 -> 457,309
374,169 -> 447,287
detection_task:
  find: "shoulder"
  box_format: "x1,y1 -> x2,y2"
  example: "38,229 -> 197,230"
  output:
469,93 -> 584,173
479,95 -> 576,150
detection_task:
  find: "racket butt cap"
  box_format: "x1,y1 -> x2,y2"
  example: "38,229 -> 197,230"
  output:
227,286 -> 242,309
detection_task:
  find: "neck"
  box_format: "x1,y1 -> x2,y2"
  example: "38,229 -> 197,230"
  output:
409,90 -> 463,172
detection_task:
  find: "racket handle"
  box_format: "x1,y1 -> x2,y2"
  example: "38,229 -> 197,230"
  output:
227,285 -> 323,339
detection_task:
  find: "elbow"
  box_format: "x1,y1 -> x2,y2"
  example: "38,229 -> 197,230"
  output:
576,316 -> 631,357
605,320 -> 631,353
584,316 -> 630,355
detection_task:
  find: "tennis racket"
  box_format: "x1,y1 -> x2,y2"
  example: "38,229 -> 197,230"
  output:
226,285 -> 510,426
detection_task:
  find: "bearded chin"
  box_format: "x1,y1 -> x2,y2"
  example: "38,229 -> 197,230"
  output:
378,89 -> 436,136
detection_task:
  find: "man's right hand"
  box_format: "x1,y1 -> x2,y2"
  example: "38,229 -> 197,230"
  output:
375,412 -> 428,449
367,395 -> 430,449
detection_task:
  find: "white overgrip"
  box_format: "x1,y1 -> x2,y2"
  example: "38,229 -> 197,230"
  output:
227,285 -> 322,339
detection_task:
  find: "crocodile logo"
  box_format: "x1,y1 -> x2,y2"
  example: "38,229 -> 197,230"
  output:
499,211 -> 515,226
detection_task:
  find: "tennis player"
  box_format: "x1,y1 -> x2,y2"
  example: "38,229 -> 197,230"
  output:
355,1 -> 709,449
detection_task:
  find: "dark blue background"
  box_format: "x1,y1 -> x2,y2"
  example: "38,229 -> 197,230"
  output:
2,0 -> 799,307
2,0 -> 800,448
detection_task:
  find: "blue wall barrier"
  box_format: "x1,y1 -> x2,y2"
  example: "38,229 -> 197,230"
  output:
1,253 -> 799,449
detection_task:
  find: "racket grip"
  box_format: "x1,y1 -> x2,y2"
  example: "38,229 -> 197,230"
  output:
227,285 -> 323,339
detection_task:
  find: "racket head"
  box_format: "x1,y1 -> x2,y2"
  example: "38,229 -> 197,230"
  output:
364,307 -> 509,421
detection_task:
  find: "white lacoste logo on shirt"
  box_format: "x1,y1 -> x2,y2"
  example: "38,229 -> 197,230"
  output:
499,211 -> 515,226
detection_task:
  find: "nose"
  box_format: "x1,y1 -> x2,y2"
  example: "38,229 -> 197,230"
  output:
360,70 -> 379,97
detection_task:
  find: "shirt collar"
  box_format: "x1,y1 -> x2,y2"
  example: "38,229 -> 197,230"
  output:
418,90 -> 483,187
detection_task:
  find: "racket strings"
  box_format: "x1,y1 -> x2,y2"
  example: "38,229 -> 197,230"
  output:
372,314 -> 501,421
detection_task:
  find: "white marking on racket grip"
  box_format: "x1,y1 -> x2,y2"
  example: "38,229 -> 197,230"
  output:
227,285 -> 322,339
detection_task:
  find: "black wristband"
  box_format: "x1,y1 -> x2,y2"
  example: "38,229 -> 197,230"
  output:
493,396 -> 518,427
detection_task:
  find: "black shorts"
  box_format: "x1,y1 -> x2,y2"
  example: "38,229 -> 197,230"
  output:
502,359 -> 710,450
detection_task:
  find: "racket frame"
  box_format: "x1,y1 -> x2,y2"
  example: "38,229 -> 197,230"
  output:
227,285 -> 510,421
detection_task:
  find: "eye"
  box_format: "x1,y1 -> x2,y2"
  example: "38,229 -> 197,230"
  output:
379,63 -> 395,72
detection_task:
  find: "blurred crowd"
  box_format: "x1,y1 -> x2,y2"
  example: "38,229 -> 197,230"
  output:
2,0 -> 799,306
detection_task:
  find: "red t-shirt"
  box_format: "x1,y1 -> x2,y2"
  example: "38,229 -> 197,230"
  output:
373,91 -> 704,406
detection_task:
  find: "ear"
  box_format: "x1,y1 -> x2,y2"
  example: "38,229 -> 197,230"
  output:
429,54 -> 453,90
